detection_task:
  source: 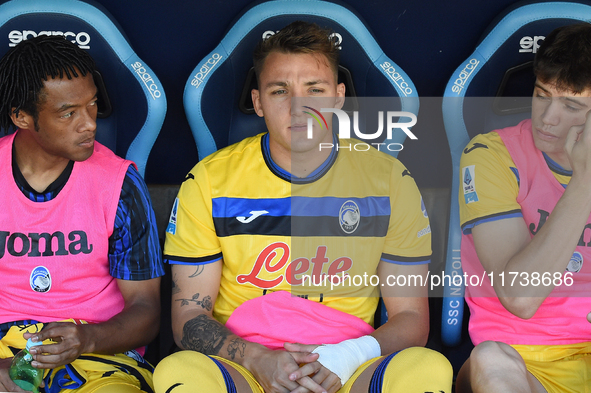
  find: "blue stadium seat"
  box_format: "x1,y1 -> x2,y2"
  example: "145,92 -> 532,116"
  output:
183,0 -> 419,161
441,0 -> 591,347
0,0 -> 167,177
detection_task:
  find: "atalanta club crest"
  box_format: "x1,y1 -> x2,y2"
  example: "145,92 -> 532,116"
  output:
339,200 -> 360,234
30,266 -> 51,293
566,251 -> 583,273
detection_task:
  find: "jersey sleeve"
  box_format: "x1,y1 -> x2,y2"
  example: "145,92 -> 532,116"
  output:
109,165 -> 165,280
163,162 -> 222,265
459,132 -> 522,234
381,162 -> 432,265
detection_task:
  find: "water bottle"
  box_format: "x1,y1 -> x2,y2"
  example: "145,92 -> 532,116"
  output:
9,338 -> 43,392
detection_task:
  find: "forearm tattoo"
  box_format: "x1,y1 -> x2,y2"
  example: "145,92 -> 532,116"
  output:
181,314 -> 227,355
171,274 -> 181,296
176,293 -> 213,311
227,337 -> 246,360
181,315 -> 248,359
189,265 -> 205,278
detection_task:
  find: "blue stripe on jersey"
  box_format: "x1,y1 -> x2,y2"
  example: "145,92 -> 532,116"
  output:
368,351 -> 401,393
212,197 -> 290,218
381,255 -> 430,265
462,210 -> 523,235
164,253 -> 223,265
262,133 -> 339,182
262,133 -> 291,179
209,356 -> 237,393
509,166 -> 519,186
543,152 -> 572,177
212,196 -> 390,218
292,196 -> 390,217
110,165 -> 165,280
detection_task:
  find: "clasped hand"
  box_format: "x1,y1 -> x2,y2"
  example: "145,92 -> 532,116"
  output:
248,343 -> 341,393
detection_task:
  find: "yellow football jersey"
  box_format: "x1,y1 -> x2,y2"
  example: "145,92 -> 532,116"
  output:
164,133 -> 431,325
459,131 -> 571,233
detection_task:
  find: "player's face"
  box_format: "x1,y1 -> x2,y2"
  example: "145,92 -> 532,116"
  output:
19,72 -> 98,162
252,51 -> 345,159
531,78 -> 591,168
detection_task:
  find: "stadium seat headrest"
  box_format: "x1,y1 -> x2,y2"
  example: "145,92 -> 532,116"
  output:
0,0 -> 166,176
184,0 -> 419,160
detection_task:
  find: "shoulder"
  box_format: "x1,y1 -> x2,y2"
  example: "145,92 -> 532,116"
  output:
462,119 -> 532,161
461,131 -> 515,170
462,131 -> 506,155
0,132 -> 14,150
179,133 -> 266,198
87,141 -> 134,174
120,165 -> 149,199
200,133 -> 265,167
337,138 -> 406,174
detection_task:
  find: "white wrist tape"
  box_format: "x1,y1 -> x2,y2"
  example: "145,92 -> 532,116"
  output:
312,335 -> 381,384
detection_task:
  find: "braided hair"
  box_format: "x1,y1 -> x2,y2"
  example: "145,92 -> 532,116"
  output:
0,34 -> 96,133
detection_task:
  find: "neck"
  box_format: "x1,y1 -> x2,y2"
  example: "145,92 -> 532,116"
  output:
269,141 -> 332,179
544,150 -> 572,172
13,130 -> 70,192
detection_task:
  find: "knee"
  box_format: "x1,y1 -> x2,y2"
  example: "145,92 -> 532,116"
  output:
381,347 -> 453,392
154,351 -> 208,376
397,347 -> 452,371
154,351 -> 226,393
469,341 -> 526,375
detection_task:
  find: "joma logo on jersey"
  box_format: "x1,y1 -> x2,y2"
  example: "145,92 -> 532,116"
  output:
0,230 -> 93,259
236,242 -> 352,289
530,209 -> 591,247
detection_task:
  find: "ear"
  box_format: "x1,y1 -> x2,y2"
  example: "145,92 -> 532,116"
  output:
335,82 -> 346,110
10,108 -> 34,130
251,89 -> 264,117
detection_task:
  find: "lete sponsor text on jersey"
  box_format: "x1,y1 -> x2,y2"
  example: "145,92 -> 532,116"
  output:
236,243 -> 352,289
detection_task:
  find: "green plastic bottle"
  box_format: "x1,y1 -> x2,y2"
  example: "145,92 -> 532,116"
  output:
9,338 -> 43,393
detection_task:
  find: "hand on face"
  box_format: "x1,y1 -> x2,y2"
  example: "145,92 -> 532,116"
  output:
531,79 -> 591,170
564,110 -> 591,179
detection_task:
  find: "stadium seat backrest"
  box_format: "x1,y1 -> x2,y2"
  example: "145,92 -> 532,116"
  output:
0,0 -> 167,177
441,0 -> 591,347
183,0 -> 419,161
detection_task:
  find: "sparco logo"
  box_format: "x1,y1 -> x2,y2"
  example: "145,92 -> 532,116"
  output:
0,230 -> 93,259
379,62 -> 413,97
519,36 -> 545,53
131,62 -> 162,99
191,53 -> 223,89
452,58 -> 479,94
9,30 -> 91,49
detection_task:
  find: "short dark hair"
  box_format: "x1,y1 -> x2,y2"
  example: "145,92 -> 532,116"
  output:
534,22 -> 591,93
253,21 -> 340,81
0,35 -> 96,133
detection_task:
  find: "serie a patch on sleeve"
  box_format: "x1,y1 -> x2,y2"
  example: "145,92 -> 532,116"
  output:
462,165 -> 479,204
166,197 -> 179,235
